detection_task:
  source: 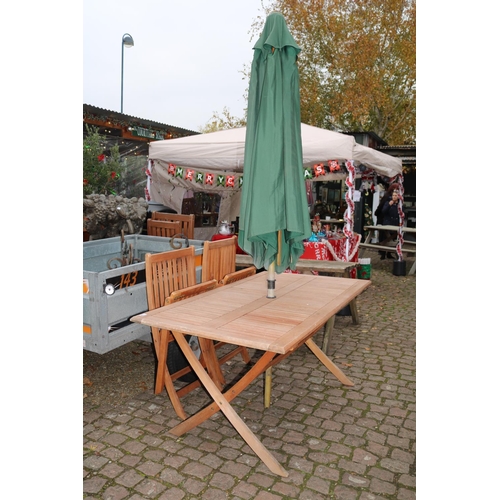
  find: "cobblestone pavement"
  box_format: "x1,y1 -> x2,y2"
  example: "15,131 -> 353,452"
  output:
83,255 -> 416,499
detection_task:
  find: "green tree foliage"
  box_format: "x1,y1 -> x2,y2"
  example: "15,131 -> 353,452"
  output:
199,106 -> 247,133
207,1 -> 415,143
259,0 -> 416,144
83,125 -> 123,195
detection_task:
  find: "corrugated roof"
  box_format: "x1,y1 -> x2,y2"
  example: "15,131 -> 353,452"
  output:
83,104 -> 200,136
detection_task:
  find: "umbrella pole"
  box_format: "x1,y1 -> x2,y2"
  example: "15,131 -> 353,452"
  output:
266,230 -> 281,299
267,261 -> 276,299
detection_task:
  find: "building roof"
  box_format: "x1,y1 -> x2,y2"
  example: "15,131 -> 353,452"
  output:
379,144 -> 416,166
83,104 -> 199,156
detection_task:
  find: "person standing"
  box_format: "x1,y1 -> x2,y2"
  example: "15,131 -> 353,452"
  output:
374,184 -> 398,260
378,190 -> 400,259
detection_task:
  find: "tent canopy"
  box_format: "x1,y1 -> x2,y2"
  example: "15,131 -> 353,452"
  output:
147,123 -> 402,221
149,123 -> 402,178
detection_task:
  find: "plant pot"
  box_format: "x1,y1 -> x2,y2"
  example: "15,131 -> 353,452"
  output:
392,260 -> 406,276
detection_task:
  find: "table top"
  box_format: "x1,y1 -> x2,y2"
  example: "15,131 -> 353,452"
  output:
131,272 -> 370,355
364,225 -> 416,233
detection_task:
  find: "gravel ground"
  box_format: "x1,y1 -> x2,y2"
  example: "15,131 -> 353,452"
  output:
83,252 -> 415,409
83,339 -> 157,407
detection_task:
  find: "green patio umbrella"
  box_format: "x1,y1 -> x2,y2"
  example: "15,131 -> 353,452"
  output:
238,12 -> 311,298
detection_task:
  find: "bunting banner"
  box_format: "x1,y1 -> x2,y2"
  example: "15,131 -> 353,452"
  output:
150,160 -> 396,194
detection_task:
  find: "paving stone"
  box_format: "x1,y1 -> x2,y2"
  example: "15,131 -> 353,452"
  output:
83,474 -> 109,494
102,484 -> 129,500
100,462 -> 125,479
134,478 -> 167,497
83,454 -> 109,470
370,477 -> 397,496
115,469 -> 144,488
136,460 -> 164,477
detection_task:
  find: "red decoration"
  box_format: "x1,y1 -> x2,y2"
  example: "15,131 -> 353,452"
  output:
226,175 -> 235,188
97,154 -> 105,162
185,169 -> 195,181
205,173 -> 214,185
328,160 -> 340,172
167,163 -> 176,176
313,163 -> 325,177
110,172 -> 116,179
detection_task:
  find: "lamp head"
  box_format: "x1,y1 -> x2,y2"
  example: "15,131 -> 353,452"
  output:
122,33 -> 134,48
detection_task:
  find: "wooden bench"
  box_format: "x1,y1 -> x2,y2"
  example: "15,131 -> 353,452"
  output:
147,219 -> 182,238
359,242 -> 416,254
151,212 -> 195,239
235,254 -> 358,278
360,225 -> 416,275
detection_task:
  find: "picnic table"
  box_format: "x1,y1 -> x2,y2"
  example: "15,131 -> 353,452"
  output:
360,225 -> 416,274
131,271 -> 370,477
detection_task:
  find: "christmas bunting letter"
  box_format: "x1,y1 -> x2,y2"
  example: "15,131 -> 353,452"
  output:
205,173 -> 214,185
328,160 -> 340,172
314,163 -> 325,177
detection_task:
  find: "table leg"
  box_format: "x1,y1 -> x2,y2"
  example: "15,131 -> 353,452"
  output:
170,331 -> 288,477
171,350 -> 277,436
198,337 -> 225,390
305,338 -> 354,386
264,367 -> 272,408
359,230 -> 373,258
349,298 -> 360,325
409,259 -> 416,275
321,315 -> 335,353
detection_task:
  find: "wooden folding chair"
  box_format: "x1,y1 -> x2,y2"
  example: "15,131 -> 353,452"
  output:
221,266 -> 256,285
201,237 -> 252,366
152,212 -> 195,239
167,279 -> 218,303
145,247 -> 224,420
201,237 -> 237,284
147,219 -> 182,238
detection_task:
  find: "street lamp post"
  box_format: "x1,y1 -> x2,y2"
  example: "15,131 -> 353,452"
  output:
121,33 -> 134,113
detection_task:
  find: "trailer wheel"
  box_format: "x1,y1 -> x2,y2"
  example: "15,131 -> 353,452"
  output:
166,336 -> 201,382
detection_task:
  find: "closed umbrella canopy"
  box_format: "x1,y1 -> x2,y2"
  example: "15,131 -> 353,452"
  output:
238,12 -> 312,276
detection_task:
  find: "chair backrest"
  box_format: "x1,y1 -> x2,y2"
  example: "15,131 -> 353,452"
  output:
167,279 -> 218,304
201,237 -> 237,283
145,246 -> 196,311
221,266 -> 256,285
147,219 -> 182,238
151,212 -> 195,239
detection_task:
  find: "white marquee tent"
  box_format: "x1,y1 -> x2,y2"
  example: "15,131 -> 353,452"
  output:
147,123 -> 402,223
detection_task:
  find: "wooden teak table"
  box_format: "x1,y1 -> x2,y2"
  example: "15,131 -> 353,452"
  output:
131,272 -> 370,477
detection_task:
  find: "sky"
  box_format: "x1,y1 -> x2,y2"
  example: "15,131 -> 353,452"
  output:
84,0 -> 268,132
